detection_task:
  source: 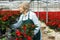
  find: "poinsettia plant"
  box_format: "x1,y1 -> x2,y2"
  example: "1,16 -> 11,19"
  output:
0,11 -> 20,36
0,11 -> 38,40
11,23 -> 38,40
46,20 -> 60,31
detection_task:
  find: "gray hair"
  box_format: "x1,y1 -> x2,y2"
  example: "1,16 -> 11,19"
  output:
19,2 -> 30,10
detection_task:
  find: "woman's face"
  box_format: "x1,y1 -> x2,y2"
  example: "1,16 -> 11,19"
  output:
19,6 -> 24,13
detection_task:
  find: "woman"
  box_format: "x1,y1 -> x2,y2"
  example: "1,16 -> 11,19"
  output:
11,2 -> 41,40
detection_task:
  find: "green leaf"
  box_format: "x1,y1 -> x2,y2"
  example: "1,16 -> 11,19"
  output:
0,21 -> 2,24
2,28 -> 5,30
2,21 -> 5,24
1,37 -> 6,40
11,32 -> 16,37
5,21 -> 10,25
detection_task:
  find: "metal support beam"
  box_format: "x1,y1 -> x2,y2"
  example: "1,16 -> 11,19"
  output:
46,0 -> 48,23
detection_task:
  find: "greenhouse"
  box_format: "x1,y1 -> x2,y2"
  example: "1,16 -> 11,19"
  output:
0,0 -> 60,40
